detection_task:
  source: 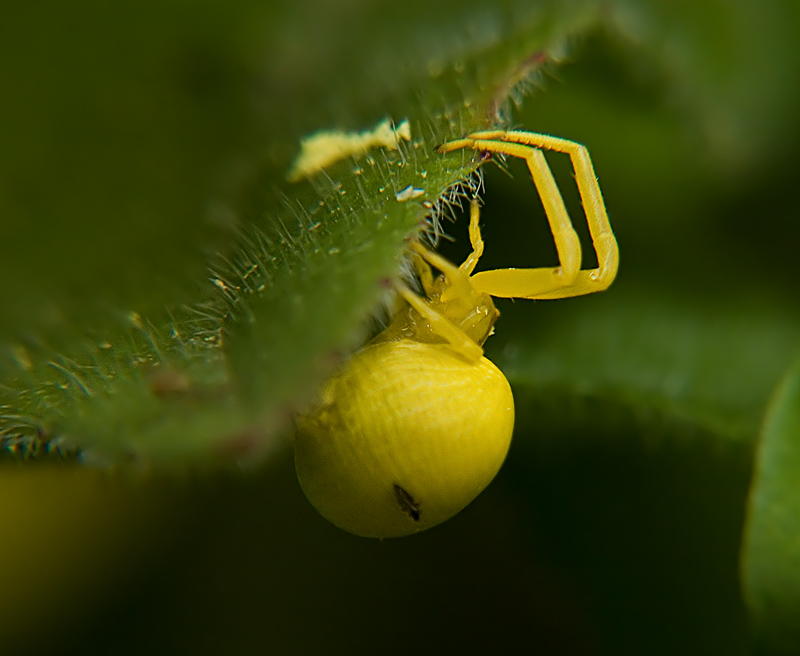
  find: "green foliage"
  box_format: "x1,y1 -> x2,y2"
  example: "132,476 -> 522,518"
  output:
3,0 -> 800,654
743,358 -> 800,654
0,0 -> 596,462
498,293 -> 800,443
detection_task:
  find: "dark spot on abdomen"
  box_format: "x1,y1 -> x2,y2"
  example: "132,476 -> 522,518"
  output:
393,484 -> 420,521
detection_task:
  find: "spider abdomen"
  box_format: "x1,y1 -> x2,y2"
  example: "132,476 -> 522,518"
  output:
295,340 -> 514,538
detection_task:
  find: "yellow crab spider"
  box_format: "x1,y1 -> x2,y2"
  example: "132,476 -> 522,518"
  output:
294,130 -> 618,538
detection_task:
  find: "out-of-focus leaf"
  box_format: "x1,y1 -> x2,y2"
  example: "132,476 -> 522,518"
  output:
607,0 -> 800,178
492,291 -> 800,444
742,358 -> 800,654
0,2 -> 266,347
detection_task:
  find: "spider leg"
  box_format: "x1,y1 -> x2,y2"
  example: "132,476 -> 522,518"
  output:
459,200 -> 485,276
409,200 -> 483,296
394,282 -> 484,362
409,248 -> 436,296
407,200 -> 483,300
408,241 -> 475,306
451,130 -> 619,299
441,138 -> 582,299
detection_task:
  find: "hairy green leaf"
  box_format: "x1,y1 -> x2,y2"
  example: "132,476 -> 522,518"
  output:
1,0 -> 599,463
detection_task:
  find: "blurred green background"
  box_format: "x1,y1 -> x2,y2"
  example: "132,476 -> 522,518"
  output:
2,1 -> 800,654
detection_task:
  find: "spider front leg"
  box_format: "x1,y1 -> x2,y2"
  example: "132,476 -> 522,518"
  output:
457,199 -> 485,277
440,131 -> 618,300
393,282 -> 484,363
381,211 -> 500,364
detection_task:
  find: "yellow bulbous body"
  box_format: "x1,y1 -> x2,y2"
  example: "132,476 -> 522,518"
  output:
295,340 -> 514,538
